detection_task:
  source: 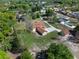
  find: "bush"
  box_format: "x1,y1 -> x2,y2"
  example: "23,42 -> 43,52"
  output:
47,43 -> 74,59
20,49 -> 32,59
0,50 -> 10,59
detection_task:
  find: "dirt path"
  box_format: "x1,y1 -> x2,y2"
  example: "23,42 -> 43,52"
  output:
7,51 -> 21,59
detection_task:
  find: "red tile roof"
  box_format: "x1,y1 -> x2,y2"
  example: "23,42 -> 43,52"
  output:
33,20 -> 47,34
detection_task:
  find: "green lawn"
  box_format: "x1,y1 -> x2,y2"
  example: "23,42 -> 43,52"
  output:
16,30 -> 58,48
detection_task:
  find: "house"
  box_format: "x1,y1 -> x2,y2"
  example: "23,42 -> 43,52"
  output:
58,18 -> 70,23
59,18 -> 76,29
16,11 -> 25,22
27,18 -> 61,36
54,7 -> 59,11
32,20 -> 47,35
31,20 -> 61,35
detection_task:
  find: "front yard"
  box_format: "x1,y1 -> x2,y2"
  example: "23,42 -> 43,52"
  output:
15,22 -> 58,49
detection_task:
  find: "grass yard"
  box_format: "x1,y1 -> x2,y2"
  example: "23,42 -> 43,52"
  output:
16,30 -> 58,49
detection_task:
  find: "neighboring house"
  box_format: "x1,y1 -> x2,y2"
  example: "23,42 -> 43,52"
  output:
70,12 -> 79,19
59,18 -> 76,29
69,31 -> 79,43
40,7 -> 46,15
54,7 -> 59,11
58,9 -> 67,15
69,25 -> 79,43
59,18 -> 70,22
16,11 -> 25,22
41,1 -> 46,4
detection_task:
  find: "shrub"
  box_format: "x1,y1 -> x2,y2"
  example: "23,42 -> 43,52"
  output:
20,49 -> 32,59
0,50 -> 10,59
47,43 -> 74,59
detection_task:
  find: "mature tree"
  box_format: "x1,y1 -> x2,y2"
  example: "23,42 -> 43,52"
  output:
46,8 -> 53,16
31,4 -> 41,12
32,11 -> 40,19
53,15 -> 58,23
0,12 -> 15,51
47,43 -> 74,59
8,2 -> 30,12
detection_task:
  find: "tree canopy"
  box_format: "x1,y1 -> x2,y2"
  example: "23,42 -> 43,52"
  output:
0,50 -> 10,59
0,12 -> 15,50
47,43 -> 74,59
46,8 -> 54,16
